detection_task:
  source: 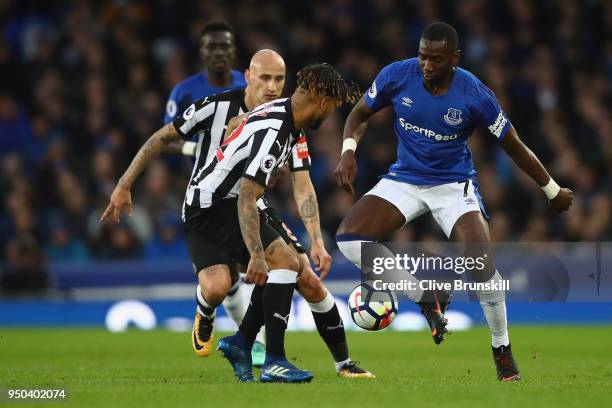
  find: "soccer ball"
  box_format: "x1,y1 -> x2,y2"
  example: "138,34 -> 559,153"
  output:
348,283 -> 398,331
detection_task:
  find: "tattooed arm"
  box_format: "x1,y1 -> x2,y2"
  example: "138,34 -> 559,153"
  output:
238,177 -> 269,285
291,170 -> 331,278
101,123 -> 181,223
163,140 -> 196,156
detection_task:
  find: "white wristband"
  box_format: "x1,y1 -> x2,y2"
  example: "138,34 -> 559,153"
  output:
542,178 -> 561,200
181,141 -> 197,157
341,138 -> 357,155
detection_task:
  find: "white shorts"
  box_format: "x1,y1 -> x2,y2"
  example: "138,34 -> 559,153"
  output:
365,177 -> 487,238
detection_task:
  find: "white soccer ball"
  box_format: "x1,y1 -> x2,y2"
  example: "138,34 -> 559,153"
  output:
348,283 -> 398,331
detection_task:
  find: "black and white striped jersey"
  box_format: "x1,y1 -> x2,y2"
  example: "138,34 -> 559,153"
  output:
173,89 -> 248,186
172,91 -> 311,216
177,97 -> 304,210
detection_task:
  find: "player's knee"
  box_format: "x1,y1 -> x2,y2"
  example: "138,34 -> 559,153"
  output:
267,245 -> 301,273
336,219 -> 357,236
198,265 -> 231,304
296,268 -> 326,302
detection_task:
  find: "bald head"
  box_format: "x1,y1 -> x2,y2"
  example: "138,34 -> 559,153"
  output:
244,49 -> 287,109
249,49 -> 285,72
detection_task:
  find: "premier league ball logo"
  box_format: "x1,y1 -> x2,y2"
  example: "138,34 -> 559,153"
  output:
260,154 -> 277,173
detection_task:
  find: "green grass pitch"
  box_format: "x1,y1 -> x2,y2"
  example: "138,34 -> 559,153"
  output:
1,326 -> 610,407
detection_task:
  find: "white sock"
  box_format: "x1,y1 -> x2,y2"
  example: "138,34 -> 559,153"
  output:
480,301 -> 510,347
476,270 -> 509,347
334,358 -> 351,372
336,239 -> 423,302
255,327 -> 266,345
308,289 -> 335,313
196,284 -> 216,319
222,280 -> 247,328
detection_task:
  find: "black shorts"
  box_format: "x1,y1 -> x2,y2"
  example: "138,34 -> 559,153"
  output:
184,198 -> 280,274
259,205 -> 306,254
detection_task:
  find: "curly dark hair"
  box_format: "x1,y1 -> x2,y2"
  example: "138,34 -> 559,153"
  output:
296,63 -> 361,105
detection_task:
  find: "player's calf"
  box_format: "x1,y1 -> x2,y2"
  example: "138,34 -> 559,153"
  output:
297,264 -> 374,378
192,265 -> 232,357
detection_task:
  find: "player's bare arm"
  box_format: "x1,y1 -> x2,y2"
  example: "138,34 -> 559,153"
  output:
291,170 -> 331,278
333,96 -> 371,194
101,123 -> 181,223
238,177 -> 268,285
163,140 -> 196,156
500,126 -> 574,212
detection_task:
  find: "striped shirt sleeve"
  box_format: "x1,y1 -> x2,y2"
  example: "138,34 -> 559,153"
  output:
288,130 -> 311,172
172,96 -> 216,139
242,128 -> 283,187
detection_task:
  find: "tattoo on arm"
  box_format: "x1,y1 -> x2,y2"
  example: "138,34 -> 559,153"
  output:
293,174 -> 322,241
238,178 -> 265,256
163,140 -> 186,155
118,124 -> 180,189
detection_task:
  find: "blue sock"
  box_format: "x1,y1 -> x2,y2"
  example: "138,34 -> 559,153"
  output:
264,354 -> 287,366
230,331 -> 250,349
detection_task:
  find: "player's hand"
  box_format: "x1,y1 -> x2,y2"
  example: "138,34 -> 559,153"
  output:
549,187 -> 574,212
101,184 -> 132,223
333,151 -> 357,195
310,239 -> 331,279
245,255 -> 268,286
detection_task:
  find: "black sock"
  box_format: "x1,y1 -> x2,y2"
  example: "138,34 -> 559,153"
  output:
263,282 -> 295,360
312,304 -> 349,362
238,284 -> 264,347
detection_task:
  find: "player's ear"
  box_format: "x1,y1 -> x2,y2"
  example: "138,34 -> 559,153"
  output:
199,36 -> 207,58
321,96 -> 332,111
244,69 -> 250,85
452,49 -> 461,66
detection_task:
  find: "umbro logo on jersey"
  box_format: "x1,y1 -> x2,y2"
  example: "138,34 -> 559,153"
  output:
273,312 -> 290,326
401,97 -> 413,107
444,108 -> 463,126
465,197 -> 476,205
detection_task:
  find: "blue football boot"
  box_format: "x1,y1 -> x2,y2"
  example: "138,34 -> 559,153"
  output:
217,333 -> 256,382
260,358 -> 313,383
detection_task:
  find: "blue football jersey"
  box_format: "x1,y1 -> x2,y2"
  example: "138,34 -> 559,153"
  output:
164,70 -> 246,124
364,58 -> 511,185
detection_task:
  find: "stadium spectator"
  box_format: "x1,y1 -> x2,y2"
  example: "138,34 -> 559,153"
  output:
0,0 -> 610,261
144,211 -> 189,261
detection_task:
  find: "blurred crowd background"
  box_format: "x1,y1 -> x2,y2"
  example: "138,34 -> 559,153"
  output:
1,0 -> 611,272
